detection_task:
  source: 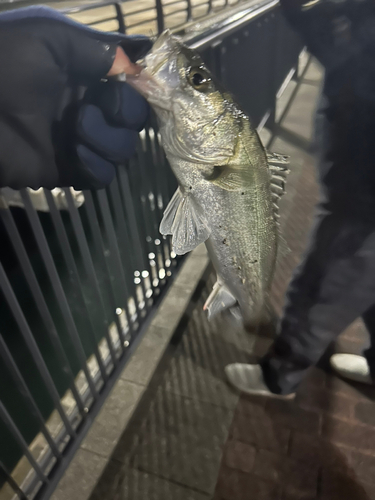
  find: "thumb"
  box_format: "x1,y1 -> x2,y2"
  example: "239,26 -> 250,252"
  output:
107,46 -> 142,76
61,25 -> 152,81
56,18 -> 152,81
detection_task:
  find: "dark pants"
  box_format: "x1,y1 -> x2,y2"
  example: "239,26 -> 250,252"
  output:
262,93 -> 375,395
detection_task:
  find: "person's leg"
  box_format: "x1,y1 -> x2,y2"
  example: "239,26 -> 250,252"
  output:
362,305 -> 375,379
226,205 -> 375,396
330,304 -> 375,384
261,209 -> 375,394
226,91 -> 375,397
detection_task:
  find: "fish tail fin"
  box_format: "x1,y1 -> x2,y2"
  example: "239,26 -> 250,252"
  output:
222,304 -> 261,332
240,296 -> 275,334
220,305 -> 243,327
242,311 -> 265,333
256,299 -> 279,338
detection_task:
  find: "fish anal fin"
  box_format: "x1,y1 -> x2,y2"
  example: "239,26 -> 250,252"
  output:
203,281 -> 237,320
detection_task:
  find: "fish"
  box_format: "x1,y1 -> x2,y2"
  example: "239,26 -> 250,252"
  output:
128,30 -> 288,328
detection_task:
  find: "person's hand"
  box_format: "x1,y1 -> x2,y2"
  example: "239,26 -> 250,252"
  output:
0,6 -> 152,190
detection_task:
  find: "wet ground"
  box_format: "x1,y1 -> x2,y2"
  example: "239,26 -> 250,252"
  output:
86,58 -> 375,500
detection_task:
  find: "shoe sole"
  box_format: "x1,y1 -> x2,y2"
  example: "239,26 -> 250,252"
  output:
239,388 -> 296,400
226,378 -> 296,400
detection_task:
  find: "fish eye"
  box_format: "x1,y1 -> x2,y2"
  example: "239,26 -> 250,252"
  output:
187,66 -> 211,91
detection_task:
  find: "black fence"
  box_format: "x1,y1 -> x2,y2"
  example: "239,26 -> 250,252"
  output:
0,1 -> 303,499
63,0 -> 249,35
0,122 -> 180,499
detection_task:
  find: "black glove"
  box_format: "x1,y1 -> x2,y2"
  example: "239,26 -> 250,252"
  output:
0,6 -> 152,190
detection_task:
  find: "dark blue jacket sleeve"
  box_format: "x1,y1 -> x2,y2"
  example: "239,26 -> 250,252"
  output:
279,0 -> 375,104
279,0 -> 364,70
0,6 -> 151,190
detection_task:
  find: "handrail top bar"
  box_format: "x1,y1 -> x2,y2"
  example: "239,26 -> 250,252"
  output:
61,1 -> 119,14
61,0 -> 279,44
184,0 -> 279,49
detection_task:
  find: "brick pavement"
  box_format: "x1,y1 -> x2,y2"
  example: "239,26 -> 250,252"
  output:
214,361 -> 375,500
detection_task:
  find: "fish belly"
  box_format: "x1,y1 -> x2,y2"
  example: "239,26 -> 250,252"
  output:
201,186 -> 276,326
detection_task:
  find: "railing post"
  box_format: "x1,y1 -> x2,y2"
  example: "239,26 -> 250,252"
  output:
266,12 -> 277,132
114,3 -> 126,34
187,0 -> 192,20
155,0 -> 165,34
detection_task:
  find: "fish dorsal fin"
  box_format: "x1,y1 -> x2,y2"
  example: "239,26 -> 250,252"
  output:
203,281 -> 237,320
267,152 -> 290,221
267,152 -> 291,256
160,187 -> 210,255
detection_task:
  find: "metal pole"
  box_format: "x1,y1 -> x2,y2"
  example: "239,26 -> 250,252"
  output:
116,166 -> 154,290
19,190 -> 99,400
187,0 -> 192,20
0,335 -> 62,459
0,263 -> 76,438
0,400 -> 48,483
0,205 -> 86,414
108,177 -> 149,310
155,0 -> 164,34
0,461 -> 28,500
96,189 -> 136,336
63,189 -> 117,374
81,191 -> 128,348
114,2 -> 126,33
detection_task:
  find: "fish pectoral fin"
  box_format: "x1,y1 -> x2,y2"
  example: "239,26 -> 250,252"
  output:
160,187 -> 210,255
207,164 -> 252,192
203,282 -> 237,320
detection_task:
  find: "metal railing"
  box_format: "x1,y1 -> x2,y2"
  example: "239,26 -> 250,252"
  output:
63,0 -> 249,35
0,122 -> 180,500
0,1 -> 303,499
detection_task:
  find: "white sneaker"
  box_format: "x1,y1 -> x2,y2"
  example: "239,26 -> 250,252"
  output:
330,354 -> 374,385
225,363 -> 295,399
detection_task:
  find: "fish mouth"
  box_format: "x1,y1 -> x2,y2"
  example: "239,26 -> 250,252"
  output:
126,29 -> 182,110
146,29 -> 182,75
152,29 -> 174,51
126,70 -> 172,111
